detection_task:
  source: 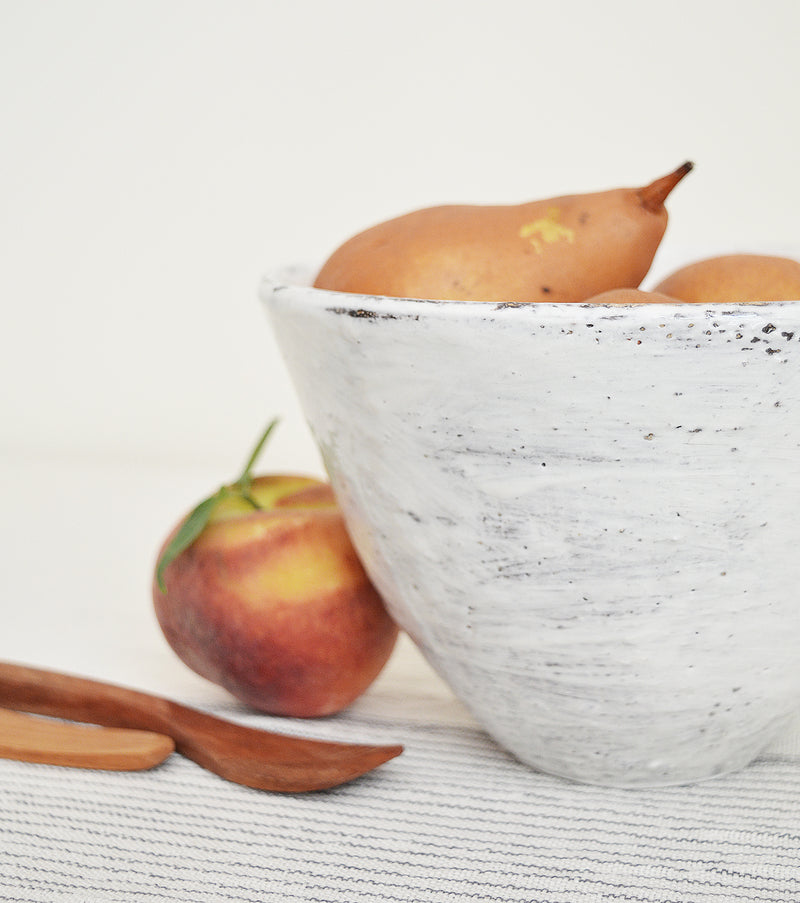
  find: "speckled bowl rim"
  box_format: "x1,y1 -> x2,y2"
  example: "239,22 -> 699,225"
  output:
260,266 -> 800,322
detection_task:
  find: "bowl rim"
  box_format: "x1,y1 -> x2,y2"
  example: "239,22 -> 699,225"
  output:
260,266 -> 800,319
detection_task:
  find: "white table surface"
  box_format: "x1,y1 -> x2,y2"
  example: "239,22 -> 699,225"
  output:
1,450 -> 798,902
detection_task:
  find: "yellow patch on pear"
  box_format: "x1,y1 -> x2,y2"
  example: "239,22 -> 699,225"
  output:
519,207 -> 575,254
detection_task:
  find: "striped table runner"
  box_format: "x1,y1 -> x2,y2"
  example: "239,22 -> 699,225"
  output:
2,637 -> 798,903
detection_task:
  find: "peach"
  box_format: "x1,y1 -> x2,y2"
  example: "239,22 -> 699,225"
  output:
153,473 -> 399,718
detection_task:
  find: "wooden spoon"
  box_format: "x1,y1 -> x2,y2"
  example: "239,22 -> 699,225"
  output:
0,661 -> 403,792
0,707 -> 175,770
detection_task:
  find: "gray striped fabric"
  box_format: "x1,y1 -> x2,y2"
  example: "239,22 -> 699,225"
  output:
2,660 -> 798,903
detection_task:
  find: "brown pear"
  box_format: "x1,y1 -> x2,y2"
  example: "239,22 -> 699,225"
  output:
584,288 -> 685,305
313,162 -> 693,303
653,254 -> 800,303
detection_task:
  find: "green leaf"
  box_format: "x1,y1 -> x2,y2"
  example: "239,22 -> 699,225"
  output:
236,418 -> 279,491
155,419 -> 281,593
155,488 -> 227,592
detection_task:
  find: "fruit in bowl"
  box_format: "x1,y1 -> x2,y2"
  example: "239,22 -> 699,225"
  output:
153,422 -> 399,718
314,162 -> 693,303
653,253 -> 800,302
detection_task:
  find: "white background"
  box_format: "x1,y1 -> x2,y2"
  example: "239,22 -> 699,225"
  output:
2,0 -> 799,476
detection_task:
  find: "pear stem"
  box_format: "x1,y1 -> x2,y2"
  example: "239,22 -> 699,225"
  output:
637,161 -> 694,213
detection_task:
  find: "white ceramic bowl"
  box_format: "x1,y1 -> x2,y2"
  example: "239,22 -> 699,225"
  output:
261,268 -> 800,787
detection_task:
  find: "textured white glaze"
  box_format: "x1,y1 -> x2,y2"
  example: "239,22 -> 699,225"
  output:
261,270 -> 800,787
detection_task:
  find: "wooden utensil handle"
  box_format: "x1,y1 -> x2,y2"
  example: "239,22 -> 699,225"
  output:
0,661 -> 405,794
0,661 -> 183,736
0,707 -> 175,771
